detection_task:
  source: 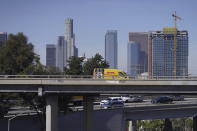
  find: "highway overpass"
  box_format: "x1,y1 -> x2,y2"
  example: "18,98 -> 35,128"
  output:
2,104 -> 197,131
0,76 -> 197,94
1,76 -> 197,131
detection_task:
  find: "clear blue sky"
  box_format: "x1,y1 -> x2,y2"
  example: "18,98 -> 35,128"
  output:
0,0 -> 197,75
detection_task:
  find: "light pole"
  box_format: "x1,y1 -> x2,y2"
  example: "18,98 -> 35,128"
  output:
8,113 -> 25,131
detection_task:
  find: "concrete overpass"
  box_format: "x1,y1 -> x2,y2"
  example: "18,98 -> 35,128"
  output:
0,76 -> 197,94
2,104 -> 197,131
1,76 -> 197,131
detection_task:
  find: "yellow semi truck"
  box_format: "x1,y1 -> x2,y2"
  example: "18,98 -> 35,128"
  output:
93,68 -> 129,79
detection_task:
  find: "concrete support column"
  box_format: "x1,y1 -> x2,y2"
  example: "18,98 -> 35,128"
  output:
83,96 -> 93,131
126,120 -> 137,131
193,116 -> 197,131
163,118 -> 172,131
46,95 -> 58,131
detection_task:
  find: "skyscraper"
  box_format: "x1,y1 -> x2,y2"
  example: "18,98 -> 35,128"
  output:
56,18 -> 78,71
105,30 -> 118,69
128,32 -> 148,73
56,36 -> 66,71
65,18 -> 78,62
0,32 -> 7,47
46,44 -> 56,67
148,27 -> 188,77
127,41 -> 140,76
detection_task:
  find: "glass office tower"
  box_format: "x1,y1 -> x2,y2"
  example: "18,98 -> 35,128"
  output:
129,32 -> 148,73
127,41 -> 140,76
46,44 -> 56,67
56,36 -> 66,71
105,30 -> 118,69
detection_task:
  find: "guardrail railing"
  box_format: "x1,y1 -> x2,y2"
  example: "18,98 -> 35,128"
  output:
0,75 -> 197,80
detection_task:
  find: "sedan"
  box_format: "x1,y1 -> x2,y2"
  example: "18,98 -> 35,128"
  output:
125,95 -> 144,103
171,95 -> 184,101
151,96 -> 173,104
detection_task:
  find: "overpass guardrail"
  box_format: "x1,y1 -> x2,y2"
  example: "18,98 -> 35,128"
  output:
0,75 -> 197,80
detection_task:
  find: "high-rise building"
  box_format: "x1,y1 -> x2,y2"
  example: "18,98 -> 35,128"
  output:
46,44 -> 56,67
105,30 -> 118,69
0,32 -> 7,47
148,27 -> 188,77
56,18 -> 78,71
128,32 -> 148,74
127,41 -> 140,76
56,36 -> 66,71
65,18 -> 78,62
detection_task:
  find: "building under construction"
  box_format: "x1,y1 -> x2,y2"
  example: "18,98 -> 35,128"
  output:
148,27 -> 188,77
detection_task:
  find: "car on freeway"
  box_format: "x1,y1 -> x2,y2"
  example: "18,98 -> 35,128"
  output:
123,95 -> 144,103
100,97 -> 123,104
151,96 -> 173,104
100,97 -> 124,109
120,96 -> 130,102
171,95 -> 184,101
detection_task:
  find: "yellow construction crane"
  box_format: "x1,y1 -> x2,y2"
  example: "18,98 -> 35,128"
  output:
172,11 -> 181,77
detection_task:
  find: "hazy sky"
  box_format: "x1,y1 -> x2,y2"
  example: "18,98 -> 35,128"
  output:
0,0 -> 197,74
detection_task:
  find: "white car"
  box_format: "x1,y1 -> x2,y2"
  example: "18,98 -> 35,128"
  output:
100,97 -> 124,109
124,95 -> 144,103
120,96 -> 130,102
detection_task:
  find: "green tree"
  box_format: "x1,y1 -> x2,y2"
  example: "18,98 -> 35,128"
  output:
140,120 -> 164,131
0,33 -> 37,117
83,53 -> 109,75
0,33 -> 35,75
171,118 -> 193,131
21,55 -> 61,75
64,56 -> 84,75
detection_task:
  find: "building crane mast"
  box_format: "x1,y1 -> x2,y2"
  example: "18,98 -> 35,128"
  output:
172,11 -> 181,77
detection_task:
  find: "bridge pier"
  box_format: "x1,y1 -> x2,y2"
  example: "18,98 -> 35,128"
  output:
83,96 -> 93,131
163,118 -> 172,131
46,95 -> 58,131
193,116 -> 197,131
126,120 -> 137,131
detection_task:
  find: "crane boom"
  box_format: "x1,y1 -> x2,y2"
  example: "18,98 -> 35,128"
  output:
172,11 -> 182,28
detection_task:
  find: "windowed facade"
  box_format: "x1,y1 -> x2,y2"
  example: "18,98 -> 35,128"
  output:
149,28 -> 188,77
105,30 -> 118,69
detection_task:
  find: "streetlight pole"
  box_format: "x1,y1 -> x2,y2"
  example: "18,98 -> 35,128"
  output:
8,113 -> 25,131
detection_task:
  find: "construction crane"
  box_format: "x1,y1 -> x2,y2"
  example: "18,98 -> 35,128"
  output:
172,11 -> 182,28
172,11 -> 181,77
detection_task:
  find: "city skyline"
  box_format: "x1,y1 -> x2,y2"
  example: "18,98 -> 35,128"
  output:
0,0 -> 196,75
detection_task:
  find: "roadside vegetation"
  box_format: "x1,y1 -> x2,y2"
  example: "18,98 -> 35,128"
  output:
0,33 -> 108,118
137,118 -> 193,131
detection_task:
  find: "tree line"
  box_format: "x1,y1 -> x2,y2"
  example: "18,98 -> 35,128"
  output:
0,32 -> 109,76
0,32 -> 109,120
